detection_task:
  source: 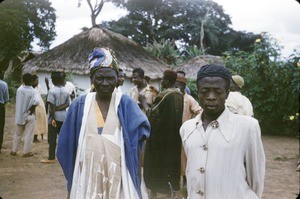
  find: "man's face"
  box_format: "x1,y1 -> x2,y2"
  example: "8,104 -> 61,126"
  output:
92,68 -> 118,98
177,72 -> 185,78
197,76 -> 229,117
175,81 -> 186,94
160,75 -> 168,89
117,72 -> 125,86
131,72 -> 143,86
32,79 -> 39,87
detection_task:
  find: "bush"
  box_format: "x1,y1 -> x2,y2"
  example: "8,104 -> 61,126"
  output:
223,33 -> 299,135
144,39 -> 181,66
3,72 -> 19,101
186,78 -> 198,101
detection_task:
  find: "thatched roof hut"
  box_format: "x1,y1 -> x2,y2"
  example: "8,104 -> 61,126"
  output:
177,55 -> 223,79
23,26 -> 170,79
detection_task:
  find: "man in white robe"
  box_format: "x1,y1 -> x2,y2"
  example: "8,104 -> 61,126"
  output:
57,48 -> 150,199
180,64 -> 265,199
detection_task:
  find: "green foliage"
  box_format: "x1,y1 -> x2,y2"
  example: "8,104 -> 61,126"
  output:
0,0 -> 56,73
186,78 -> 199,101
3,71 -> 19,100
103,1 -> 225,47
144,39 -> 180,66
223,33 -> 299,135
229,31 -> 261,53
103,0 -> 259,57
183,45 -> 204,61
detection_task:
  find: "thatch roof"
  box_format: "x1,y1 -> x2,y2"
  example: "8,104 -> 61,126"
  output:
23,26 -> 170,79
177,55 -> 224,79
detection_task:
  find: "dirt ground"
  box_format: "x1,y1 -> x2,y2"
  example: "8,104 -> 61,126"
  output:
0,103 -> 299,199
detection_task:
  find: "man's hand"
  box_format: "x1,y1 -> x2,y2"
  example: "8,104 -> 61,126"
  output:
138,94 -> 146,103
51,119 -> 57,127
29,105 -> 37,115
138,94 -> 150,111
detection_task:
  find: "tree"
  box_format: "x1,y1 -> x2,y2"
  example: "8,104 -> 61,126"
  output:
0,0 -> 56,74
78,0 -> 125,26
103,0 -> 259,56
104,0 -> 231,46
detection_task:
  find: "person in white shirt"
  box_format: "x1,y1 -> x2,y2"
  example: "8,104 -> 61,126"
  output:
11,73 -> 39,157
180,64 -> 265,199
226,74 -> 254,117
62,72 -> 77,102
0,72 -> 9,153
41,72 -> 70,163
45,72 -> 76,99
130,68 -> 156,113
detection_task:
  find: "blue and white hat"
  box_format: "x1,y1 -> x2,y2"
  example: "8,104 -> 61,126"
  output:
88,47 -> 119,74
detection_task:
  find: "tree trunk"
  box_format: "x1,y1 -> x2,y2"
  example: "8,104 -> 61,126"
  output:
86,0 -> 104,27
0,58 -> 10,78
199,9 -> 210,54
200,20 -> 205,53
91,14 -> 97,26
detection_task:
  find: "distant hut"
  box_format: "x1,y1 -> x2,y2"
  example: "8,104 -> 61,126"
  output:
177,55 -> 223,79
23,26 -> 170,95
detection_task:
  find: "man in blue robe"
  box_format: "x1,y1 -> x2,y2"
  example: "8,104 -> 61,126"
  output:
57,47 -> 150,199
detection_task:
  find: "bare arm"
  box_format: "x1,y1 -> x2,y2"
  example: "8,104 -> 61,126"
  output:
55,102 -> 69,111
49,103 -> 57,127
45,77 -> 50,91
138,94 -> 150,111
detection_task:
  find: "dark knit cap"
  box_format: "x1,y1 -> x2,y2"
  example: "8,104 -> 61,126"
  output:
197,64 -> 231,81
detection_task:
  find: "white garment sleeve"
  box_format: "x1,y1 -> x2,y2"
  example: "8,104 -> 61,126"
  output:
32,91 -> 40,106
245,119 -> 265,198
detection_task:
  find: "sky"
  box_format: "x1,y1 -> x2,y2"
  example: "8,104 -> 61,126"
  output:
46,0 -> 300,58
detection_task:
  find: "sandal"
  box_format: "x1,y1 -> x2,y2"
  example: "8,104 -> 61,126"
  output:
23,152 -> 34,157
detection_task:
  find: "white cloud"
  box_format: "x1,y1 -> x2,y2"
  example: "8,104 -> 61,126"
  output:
213,0 -> 300,57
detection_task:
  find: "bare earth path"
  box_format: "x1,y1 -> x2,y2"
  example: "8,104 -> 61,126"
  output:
0,104 -> 299,199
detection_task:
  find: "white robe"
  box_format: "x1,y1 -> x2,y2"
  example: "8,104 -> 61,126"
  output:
70,91 -> 142,199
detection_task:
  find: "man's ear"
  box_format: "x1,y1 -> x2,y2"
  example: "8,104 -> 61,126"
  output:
225,89 -> 230,99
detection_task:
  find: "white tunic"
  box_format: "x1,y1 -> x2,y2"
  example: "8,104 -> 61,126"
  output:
70,92 -> 142,199
180,108 -> 265,199
15,85 -> 39,125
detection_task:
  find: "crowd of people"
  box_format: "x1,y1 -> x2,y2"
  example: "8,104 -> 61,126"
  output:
0,47 -> 267,199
